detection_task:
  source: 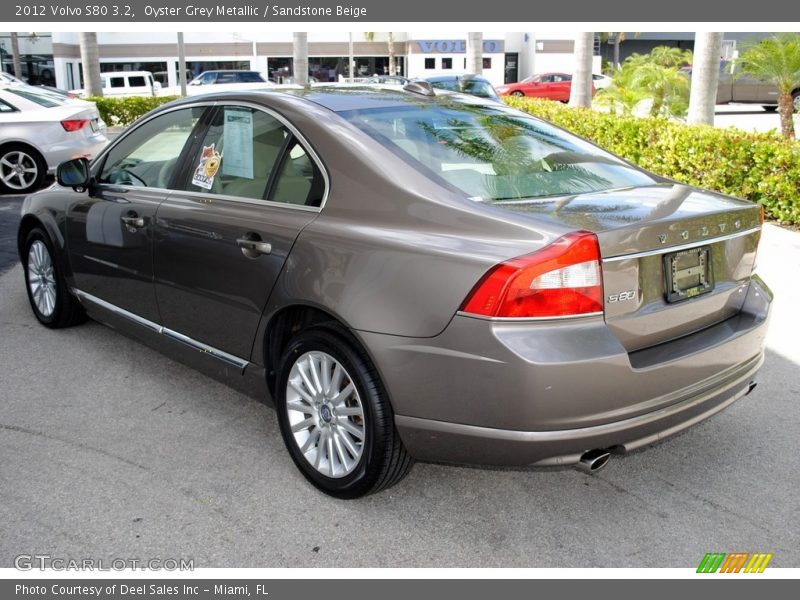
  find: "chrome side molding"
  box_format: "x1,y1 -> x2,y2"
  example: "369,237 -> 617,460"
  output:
72,289 -> 250,371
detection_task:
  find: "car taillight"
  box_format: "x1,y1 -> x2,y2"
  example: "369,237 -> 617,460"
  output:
460,231 -> 604,318
61,119 -> 89,132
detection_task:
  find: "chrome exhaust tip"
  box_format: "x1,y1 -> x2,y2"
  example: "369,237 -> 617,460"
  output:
578,449 -> 612,473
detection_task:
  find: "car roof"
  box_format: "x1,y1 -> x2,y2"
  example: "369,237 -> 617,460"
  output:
165,85 -> 501,114
422,74 -> 490,83
200,70 -> 260,75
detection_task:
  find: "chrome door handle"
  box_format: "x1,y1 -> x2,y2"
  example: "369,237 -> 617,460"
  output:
236,238 -> 272,256
120,216 -> 145,228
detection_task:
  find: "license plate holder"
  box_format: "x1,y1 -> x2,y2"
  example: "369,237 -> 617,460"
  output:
664,246 -> 713,303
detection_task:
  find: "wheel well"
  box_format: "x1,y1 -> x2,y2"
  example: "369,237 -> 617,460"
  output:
0,141 -> 46,167
264,305 -> 348,395
17,215 -> 44,258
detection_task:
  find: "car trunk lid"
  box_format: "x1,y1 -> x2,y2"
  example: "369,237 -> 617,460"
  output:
489,184 -> 762,351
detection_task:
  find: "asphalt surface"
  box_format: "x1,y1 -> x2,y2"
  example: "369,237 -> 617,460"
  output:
0,195 -> 23,275
0,218 -> 798,568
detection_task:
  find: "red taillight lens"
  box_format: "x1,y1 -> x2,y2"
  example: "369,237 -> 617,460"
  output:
61,119 -> 89,132
460,231 -> 604,318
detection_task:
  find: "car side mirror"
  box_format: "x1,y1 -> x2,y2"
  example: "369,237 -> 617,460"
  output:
57,157 -> 91,191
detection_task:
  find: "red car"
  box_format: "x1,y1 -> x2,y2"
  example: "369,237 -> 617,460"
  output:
496,72 -> 595,102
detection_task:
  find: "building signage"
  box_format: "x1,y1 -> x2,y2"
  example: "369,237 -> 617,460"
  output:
415,40 -> 503,53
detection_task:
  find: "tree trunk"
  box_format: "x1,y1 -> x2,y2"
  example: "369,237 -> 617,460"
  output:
687,32 -> 723,125
613,37 -> 620,70
292,32 -> 308,85
466,32 -> 483,75
79,32 -> 103,97
569,32 -> 594,108
778,91 -> 795,139
388,32 -> 395,76
10,33 -> 23,81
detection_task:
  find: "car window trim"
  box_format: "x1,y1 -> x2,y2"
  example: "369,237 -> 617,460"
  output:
263,132 -> 295,201
90,99 -> 329,212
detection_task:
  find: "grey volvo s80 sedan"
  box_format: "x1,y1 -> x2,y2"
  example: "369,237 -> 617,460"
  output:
18,85 -> 772,498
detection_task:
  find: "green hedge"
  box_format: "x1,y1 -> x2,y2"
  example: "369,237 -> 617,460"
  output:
504,97 -> 800,225
87,95 -> 179,127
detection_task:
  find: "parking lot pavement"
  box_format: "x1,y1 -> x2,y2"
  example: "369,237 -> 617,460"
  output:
714,103 -> 800,134
0,225 -> 798,568
0,195 -> 23,275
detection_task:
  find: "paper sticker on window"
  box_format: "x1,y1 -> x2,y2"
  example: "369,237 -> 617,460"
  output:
192,143 -> 222,190
222,108 -> 254,179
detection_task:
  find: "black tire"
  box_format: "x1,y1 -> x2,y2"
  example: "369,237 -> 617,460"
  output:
275,324 -> 413,498
511,90 -> 525,97
0,143 -> 47,194
22,227 -> 86,328
762,105 -> 778,112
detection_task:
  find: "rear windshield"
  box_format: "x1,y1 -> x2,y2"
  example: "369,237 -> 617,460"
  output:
5,86 -> 68,108
340,103 -> 654,201
429,79 -> 499,99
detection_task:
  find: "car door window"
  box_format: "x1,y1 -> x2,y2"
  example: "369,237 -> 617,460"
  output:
98,106 -> 205,189
179,106 -> 289,201
269,139 -> 325,207
129,76 -> 146,87
109,77 -> 125,88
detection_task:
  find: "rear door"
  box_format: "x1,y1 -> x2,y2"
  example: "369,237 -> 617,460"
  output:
66,105 -> 206,322
153,103 -> 326,359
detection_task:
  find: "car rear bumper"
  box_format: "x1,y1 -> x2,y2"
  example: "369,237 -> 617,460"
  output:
358,276 -> 772,466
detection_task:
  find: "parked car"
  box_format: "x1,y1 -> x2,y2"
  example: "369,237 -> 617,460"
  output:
71,71 -> 161,98
421,74 -> 500,101
19,86 -> 771,497
683,61 -> 799,112
0,83 -> 107,193
592,73 -> 613,90
496,72 -> 596,102
163,70 -> 277,96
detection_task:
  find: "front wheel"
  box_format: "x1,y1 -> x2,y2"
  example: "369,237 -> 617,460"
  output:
793,91 -> 800,112
22,228 -> 86,328
275,325 -> 413,498
511,90 -> 525,97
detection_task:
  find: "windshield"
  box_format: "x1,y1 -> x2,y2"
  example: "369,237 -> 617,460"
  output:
429,79 -> 499,99
340,102 -> 655,201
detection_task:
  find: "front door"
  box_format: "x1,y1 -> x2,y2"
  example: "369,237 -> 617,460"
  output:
66,106 -> 206,322
153,104 -> 325,359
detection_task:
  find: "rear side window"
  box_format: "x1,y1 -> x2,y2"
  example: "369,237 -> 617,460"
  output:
271,140 -> 325,207
5,86 -> 66,107
238,72 -> 264,82
99,106 -> 204,188
128,76 -> 146,87
110,77 -> 125,88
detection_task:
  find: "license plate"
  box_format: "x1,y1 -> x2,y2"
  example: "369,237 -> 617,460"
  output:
664,246 -> 713,303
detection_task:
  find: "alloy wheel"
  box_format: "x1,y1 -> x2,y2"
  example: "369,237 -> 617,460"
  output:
27,240 -> 57,317
1,150 -> 39,191
285,350 -> 365,478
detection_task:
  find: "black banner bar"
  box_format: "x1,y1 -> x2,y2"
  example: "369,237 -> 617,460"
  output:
3,0 -> 800,22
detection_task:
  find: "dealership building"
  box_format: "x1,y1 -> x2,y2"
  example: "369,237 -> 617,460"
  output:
1,31 -> 606,90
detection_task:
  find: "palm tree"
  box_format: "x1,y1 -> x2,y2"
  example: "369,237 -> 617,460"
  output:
734,34 -> 800,139
569,32 -> 595,108
466,32 -> 483,75
364,32 -> 397,76
10,33 -> 22,81
594,64 -> 648,115
79,32 -> 103,97
292,32 -> 308,85
688,33 -> 724,125
626,48 -> 692,117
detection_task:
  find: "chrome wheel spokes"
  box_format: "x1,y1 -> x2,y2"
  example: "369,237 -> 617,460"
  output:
1,151 -> 38,190
285,351 -> 365,478
27,240 -> 56,317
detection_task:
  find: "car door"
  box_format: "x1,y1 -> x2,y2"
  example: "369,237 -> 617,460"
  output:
553,74 -> 572,101
66,105 -> 207,323
525,75 -> 548,97
153,103 -> 325,360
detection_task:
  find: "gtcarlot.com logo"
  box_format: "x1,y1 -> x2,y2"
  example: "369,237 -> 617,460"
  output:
697,552 -> 773,573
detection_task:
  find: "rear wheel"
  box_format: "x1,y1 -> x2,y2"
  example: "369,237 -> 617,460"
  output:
275,325 -> 413,498
22,228 -> 86,328
0,144 -> 46,194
